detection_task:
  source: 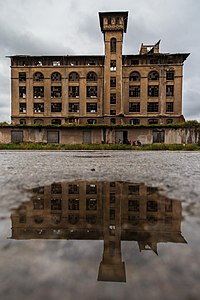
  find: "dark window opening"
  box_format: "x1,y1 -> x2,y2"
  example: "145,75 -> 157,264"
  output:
69,103 -> 79,113
51,119 -> 61,125
87,86 -> 97,98
86,199 -> 97,210
69,72 -> 79,82
166,102 -> 174,113
148,119 -> 158,124
34,119 -> 44,125
19,103 -> 26,113
20,119 -> 26,125
110,93 -> 116,104
128,185 -> 139,195
69,86 -> 79,98
110,110 -> 116,115
128,215 -> 139,225
129,71 -> 140,81
166,85 -> 174,97
129,102 -> 140,112
87,72 -> 97,82
147,201 -> 158,212
166,118 -> 173,124
86,215 -> 97,225
110,193 -> 116,203
129,86 -> 140,97
33,86 -> 44,98
34,103 -> 44,113
34,216 -> 44,224
51,103 -> 62,112
110,77 -> 116,88
110,209 -> 115,220
19,72 -> 26,82
87,119 -> 96,124
147,102 -> 159,112
68,214 -> 79,224
110,38 -> 116,53
19,86 -> 26,98
130,119 -> 140,125
51,183 -> 62,194
33,72 -> 44,82
131,59 -> 139,65
128,200 -> 140,212
33,199 -> 44,210
69,184 -> 79,194
51,72 -> 62,82
51,86 -> 62,98
148,86 -> 159,97
111,118 -> 116,124
51,198 -> 62,210
86,103 -> 97,113
166,70 -> 175,81
150,59 -> 159,65
110,60 -> 116,71
148,71 -> 159,81
69,199 -> 79,210
86,184 -> 97,194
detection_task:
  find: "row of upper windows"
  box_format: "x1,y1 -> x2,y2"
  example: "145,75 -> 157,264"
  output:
19,70 -> 175,82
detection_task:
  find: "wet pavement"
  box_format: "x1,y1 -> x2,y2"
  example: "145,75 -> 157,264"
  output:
0,151 -> 200,300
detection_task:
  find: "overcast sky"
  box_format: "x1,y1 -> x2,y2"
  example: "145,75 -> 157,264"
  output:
0,0 -> 199,122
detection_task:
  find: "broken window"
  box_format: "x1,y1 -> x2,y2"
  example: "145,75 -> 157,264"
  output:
128,200 -> 140,212
19,86 -> 26,98
69,86 -> 79,98
69,199 -> 79,210
19,72 -> 26,82
110,77 -> 116,88
19,103 -> 26,113
87,60 -> 96,66
51,119 -> 61,125
110,209 -> 115,220
51,198 -> 62,210
69,184 -> 79,194
148,85 -> 159,97
52,61 -> 60,66
34,119 -> 44,125
110,60 -> 116,71
129,71 -> 140,81
166,118 -> 173,124
33,72 -> 44,82
34,103 -> 44,113
33,198 -> 44,209
110,193 -> 116,203
130,119 -> 140,125
86,184 -> 97,194
51,183 -> 62,194
110,38 -> 116,52
87,86 -> 97,98
68,214 -> 79,224
131,59 -> 139,65
129,86 -> 140,97
51,103 -> 62,112
86,215 -> 97,225
20,119 -> 26,125
110,109 -> 116,115
35,60 -> 42,66
51,72 -> 62,82
129,102 -> 140,112
51,86 -> 62,98
69,72 -> 79,82
110,93 -> 116,104
69,103 -> 79,113
86,103 -> 97,113
166,70 -> 175,81
128,185 -> 139,195
87,119 -> 97,124
147,102 -> 159,112
147,200 -> 158,212
166,102 -> 174,113
86,199 -> 97,210
148,119 -> 158,124
148,71 -> 159,81
166,85 -> 174,97
87,72 -> 97,82
33,86 -> 44,98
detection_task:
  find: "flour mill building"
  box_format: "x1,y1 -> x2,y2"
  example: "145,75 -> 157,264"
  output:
9,11 -> 189,126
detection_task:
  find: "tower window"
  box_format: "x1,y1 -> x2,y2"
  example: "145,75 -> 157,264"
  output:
110,77 -> 116,88
110,60 -> 116,71
110,38 -> 116,53
110,93 -> 116,104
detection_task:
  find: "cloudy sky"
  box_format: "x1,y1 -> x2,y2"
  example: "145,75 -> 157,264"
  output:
0,0 -> 199,122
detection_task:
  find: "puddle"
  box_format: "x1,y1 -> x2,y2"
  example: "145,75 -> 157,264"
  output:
10,181 -> 186,283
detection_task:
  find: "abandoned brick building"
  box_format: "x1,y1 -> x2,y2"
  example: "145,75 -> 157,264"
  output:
9,11 -> 189,126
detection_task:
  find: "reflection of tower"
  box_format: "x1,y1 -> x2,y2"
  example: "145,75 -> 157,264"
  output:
98,182 -> 126,282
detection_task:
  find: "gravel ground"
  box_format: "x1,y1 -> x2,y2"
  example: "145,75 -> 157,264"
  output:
0,150 -> 200,300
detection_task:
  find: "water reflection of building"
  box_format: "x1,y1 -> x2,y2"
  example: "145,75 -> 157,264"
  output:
11,181 -> 187,282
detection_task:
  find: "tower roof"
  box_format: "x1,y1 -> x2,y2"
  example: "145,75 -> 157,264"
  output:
99,11 -> 128,33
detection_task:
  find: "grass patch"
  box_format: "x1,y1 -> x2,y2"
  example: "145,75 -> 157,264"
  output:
0,143 -> 200,151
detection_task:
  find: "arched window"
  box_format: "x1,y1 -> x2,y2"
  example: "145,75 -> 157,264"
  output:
34,119 -> 44,125
33,72 -> 44,82
129,71 -> 141,82
110,38 -> 116,52
69,72 -> 79,82
130,119 -> 140,125
51,72 -> 62,82
51,119 -> 61,125
87,119 -> 97,124
148,119 -> 158,125
87,72 -> 97,82
148,71 -> 159,81
20,119 -> 26,125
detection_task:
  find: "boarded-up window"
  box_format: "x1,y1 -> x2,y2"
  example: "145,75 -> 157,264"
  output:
11,130 -> 23,143
83,131 -> 91,144
47,131 -> 59,144
153,129 -> 165,143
